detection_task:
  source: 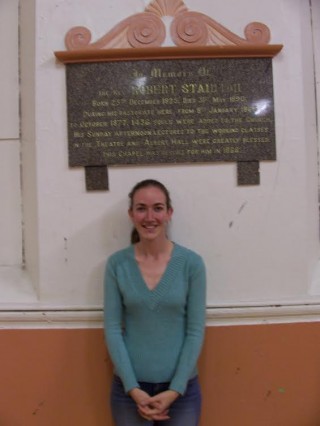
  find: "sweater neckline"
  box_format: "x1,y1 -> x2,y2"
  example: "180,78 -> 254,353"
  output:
129,242 -> 182,310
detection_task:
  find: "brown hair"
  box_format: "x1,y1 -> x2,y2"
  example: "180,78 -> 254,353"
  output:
128,179 -> 172,244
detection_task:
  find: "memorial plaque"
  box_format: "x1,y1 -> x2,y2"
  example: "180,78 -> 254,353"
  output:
66,57 -> 276,188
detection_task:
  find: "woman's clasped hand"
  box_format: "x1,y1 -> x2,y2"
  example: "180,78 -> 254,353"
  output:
130,388 -> 179,421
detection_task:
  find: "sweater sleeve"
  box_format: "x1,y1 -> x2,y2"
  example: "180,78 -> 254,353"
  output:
169,253 -> 206,395
103,256 -> 139,393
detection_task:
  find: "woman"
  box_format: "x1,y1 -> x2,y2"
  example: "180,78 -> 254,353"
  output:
104,179 -> 206,425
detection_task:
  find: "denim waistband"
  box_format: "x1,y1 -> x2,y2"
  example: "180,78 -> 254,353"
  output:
113,374 -> 198,395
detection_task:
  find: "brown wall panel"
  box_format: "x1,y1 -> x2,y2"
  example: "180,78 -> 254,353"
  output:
1,323 -> 320,425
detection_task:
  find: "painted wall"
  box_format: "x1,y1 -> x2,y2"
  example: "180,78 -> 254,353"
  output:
1,0 -> 320,425
0,0 -> 21,268
2,324 -> 320,426
2,0 -> 317,308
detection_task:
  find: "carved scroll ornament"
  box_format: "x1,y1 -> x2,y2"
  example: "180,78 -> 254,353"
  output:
64,0 -> 273,52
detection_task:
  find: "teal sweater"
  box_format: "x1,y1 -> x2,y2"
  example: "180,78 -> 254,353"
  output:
103,243 -> 206,395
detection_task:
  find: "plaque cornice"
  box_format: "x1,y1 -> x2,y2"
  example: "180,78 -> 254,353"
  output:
55,44 -> 283,64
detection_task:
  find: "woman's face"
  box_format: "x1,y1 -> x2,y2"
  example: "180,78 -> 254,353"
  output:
129,186 -> 173,242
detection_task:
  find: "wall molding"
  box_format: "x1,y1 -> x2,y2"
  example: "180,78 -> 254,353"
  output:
1,303 -> 320,329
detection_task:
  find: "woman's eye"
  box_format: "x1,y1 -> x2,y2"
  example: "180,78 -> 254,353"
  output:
154,206 -> 164,212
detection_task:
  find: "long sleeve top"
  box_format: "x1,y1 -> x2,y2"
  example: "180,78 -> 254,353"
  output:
103,242 -> 206,395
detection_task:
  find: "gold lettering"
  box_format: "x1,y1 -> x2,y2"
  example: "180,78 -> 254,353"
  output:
182,97 -> 196,104
131,118 -> 151,126
246,116 -> 272,123
144,139 -> 168,146
212,97 -> 226,103
129,99 -> 161,106
211,138 -> 241,144
209,107 -> 239,114
223,147 -> 241,154
184,129 -> 195,135
79,121 -> 109,128
83,111 -> 106,117
198,118 -> 219,124
97,141 -> 124,147
110,119 -> 128,127
229,96 -> 246,102
176,118 -> 194,125
192,139 -> 210,145
92,100 -> 109,107
171,139 -> 189,145
242,137 -> 270,143
197,129 -> 209,135
87,130 -> 112,137
150,68 -> 193,78
152,119 -> 173,126
73,131 -> 84,138
181,83 -> 218,94
157,109 -> 172,115
162,97 -> 180,105
131,84 -> 176,96
177,108 -> 194,114
211,128 -> 239,135
221,118 -> 242,124
98,90 -> 109,97
220,83 -> 242,93
241,127 -> 268,133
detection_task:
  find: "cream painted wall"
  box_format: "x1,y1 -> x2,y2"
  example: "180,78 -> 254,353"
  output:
1,0 -> 320,323
0,0 -> 22,266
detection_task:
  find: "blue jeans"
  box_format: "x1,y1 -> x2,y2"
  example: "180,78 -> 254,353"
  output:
110,375 -> 202,426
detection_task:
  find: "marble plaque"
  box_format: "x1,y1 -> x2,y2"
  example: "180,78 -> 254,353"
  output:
66,57 -> 276,189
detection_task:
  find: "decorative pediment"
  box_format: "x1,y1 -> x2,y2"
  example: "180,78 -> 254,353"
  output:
64,0 -> 272,51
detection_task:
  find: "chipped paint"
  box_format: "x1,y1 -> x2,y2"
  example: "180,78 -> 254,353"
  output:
32,400 -> 45,416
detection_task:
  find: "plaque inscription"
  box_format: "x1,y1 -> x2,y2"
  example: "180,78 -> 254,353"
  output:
66,57 -> 276,189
